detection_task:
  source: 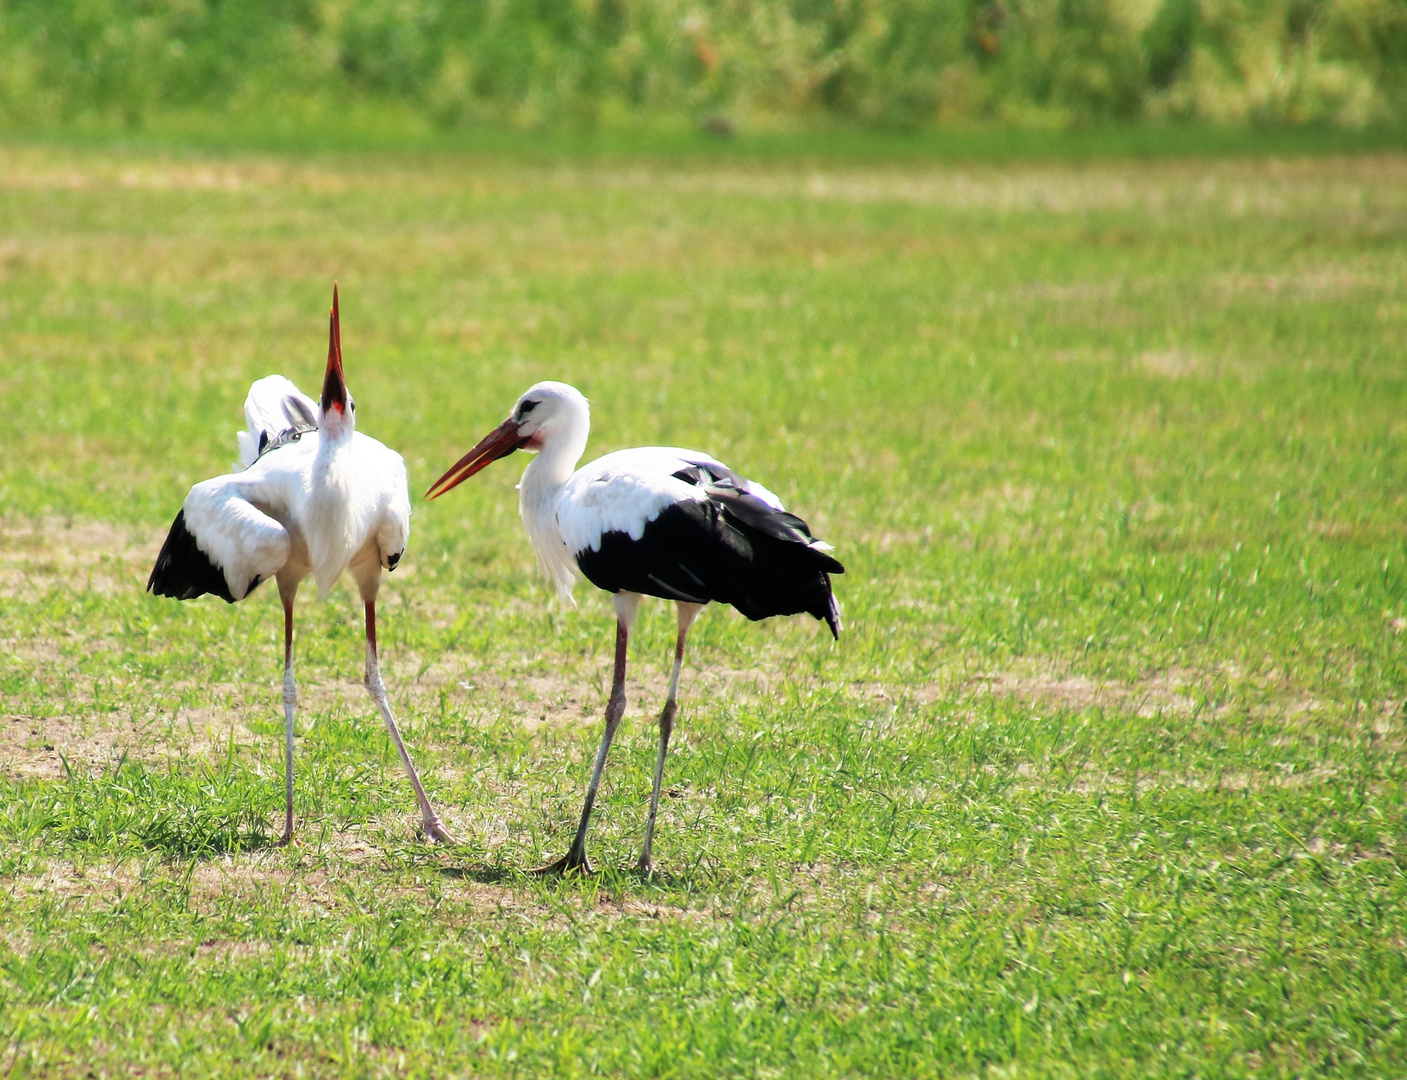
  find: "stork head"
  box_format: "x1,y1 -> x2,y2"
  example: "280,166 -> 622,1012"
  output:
426,381 -> 589,499
320,284 -> 356,440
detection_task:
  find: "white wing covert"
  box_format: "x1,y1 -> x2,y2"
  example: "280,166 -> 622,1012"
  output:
183,476 -> 292,600
362,436 -> 411,569
557,446 -> 785,558
237,375 -> 319,469
148,451 -> 307,603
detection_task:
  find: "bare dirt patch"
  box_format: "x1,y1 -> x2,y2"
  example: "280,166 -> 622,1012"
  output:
0,698 -> 259,782
9,842 -> 719,942
971,661 -> 1343,727
0,517 -> 163,599
399,633 -> 814,739
9,147 -> 1407,222
2,516 -> 795,742
1139,349 -> 1200,379
0,149 -> 351,197
970,660 -> 1198,717
564,155 -> 1407,220
0,711 -> 134,780
1209,266 -> 1400,303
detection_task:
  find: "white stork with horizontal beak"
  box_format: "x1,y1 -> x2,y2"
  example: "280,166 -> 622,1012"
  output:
147,286 -> 455,846
426,381 -> 842,874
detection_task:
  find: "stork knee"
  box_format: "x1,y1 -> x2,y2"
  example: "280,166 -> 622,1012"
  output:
605,690 -> 627,727
282,669 -> 297,708
659,700 -> 676,738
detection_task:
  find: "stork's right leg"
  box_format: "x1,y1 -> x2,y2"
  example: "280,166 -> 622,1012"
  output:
534,618 -> 630,875
277,587 -> 298,847
638,603 -> 703,876
363,600 -> 458,845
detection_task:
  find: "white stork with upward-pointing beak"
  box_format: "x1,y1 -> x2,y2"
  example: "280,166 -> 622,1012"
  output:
147,286 -> 455,845
426,381 -> 842,875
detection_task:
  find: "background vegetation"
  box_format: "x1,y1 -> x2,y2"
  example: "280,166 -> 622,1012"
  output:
1,0 -> 1405,135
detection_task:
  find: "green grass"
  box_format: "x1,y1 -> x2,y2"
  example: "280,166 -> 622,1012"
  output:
0,140 -> 1404,1077
9,115 -> 1407,164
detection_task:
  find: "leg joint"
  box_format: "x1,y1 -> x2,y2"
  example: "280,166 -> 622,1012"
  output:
605,693 -> 627,726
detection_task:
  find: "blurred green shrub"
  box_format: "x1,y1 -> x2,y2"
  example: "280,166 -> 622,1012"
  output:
0,0 -> 1402,131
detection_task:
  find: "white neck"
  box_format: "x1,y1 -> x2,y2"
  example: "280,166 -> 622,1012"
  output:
306,427 -> 363,593
517,407 -> 590,600
320,405 -> 355,443
522,429 -> 585,492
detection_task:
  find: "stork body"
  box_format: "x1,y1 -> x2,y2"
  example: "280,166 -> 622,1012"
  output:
148,288 -> 454,845
427,381 -> 841,874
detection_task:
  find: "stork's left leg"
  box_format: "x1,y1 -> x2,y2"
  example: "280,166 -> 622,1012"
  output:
638,602 -> 703,876
363,600 -> 458,844
276,583 -> 300,847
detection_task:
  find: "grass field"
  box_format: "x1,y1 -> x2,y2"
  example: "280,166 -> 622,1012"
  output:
0,138 -> 1404,1077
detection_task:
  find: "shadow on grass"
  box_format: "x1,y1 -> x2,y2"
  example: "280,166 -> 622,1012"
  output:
430,858 -> 711,896
432,862 -> 518,887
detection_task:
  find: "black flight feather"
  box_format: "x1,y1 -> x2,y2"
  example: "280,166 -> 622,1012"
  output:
146,508 -> 240,603
576,482 -> 844,638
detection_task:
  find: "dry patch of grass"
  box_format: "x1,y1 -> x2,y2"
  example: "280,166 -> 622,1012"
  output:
976,662 -> 1198,718
0,514 -> 840,742
0,148 -> 358,196
0,696 -> 266,782
0,710 -> 151,779
1139,349 -> 1201,379
8,843 -> 720,939
1209,266 -> 1402,302
0,517 -> 161,599
566,155 -> 1407,218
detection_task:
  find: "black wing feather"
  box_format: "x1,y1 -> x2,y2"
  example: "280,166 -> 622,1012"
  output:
146,508 -> 240,603
576,479 -> 844,637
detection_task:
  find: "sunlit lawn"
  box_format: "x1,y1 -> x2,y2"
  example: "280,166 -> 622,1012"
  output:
0,140 -> 1404,1076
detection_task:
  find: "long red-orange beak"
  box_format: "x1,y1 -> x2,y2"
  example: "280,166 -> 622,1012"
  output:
321,283 -> 348,415
425,417 -> 527,499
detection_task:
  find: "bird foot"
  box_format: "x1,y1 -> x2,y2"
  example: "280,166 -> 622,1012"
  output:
530,849 -> 593,876
275,823 -> 296,848
635,855 -> 655,878
422,818 -> 459,845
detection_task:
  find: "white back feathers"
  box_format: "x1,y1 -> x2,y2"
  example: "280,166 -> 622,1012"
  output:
237,375 -> 320,470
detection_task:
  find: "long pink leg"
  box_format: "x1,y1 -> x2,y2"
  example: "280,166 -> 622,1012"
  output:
276,590 -> 297,846
364,601 -> 457,844
534,619 -> 629,874
638,602 -> 702,875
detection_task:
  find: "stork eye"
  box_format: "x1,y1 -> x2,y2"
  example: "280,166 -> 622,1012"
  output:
518,400 -> 539,419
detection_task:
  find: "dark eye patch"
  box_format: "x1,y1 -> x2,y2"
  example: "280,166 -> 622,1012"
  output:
518,400 -> 539,418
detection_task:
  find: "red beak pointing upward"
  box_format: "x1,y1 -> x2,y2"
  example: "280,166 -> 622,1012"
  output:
321,283 -> 348,415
